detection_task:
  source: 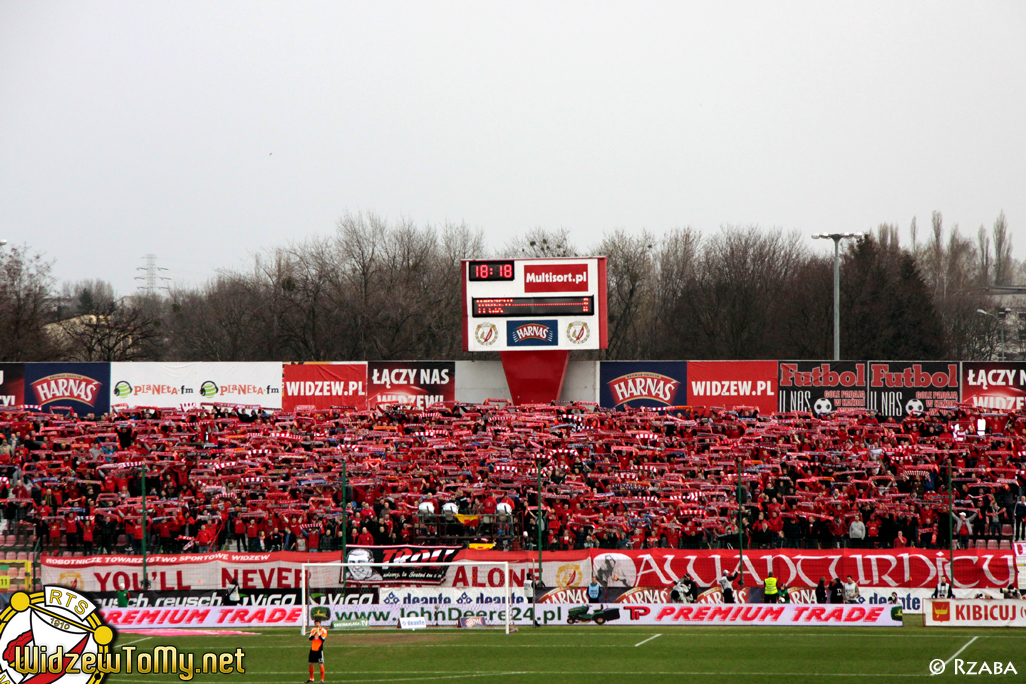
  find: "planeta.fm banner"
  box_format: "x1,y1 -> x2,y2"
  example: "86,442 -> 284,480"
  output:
778,361 -> 867,415
599,362 -> 686,409
367,361 -> 455,410
961,362 -> 1026,411
866,361 -> 959,419
24,362 -> 110,416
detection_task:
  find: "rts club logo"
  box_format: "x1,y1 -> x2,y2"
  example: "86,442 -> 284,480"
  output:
0,587 -> 114,684
112,381 -> 132,398
566,322 -> 590,344
474,323 -> 498,346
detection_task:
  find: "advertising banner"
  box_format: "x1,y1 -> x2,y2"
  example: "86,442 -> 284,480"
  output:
867,362 -> 960,419
777,361 -> 867,415
686,361 -> 777,414
924,599 -> 1026,627
367,362 -> 455,409
100,601 -> 901,629
25,362 -> 110,416
0,363 -> 25,408
599,362 -> 687,409
282,362 -> 368,411
961,362 -> 1026,411
109,362 -> 283,409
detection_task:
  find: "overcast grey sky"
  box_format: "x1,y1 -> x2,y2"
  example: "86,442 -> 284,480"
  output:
2,2 -> 1024,295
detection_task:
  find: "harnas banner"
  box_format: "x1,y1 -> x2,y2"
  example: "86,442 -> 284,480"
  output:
599,362 -> 686,409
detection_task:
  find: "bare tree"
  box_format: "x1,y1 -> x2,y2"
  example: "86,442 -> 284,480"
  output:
503,227 -> 578,258
0,246 -> 63,361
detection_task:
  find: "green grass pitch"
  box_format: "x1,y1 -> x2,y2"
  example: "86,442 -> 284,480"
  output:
106,616 -> 1023,684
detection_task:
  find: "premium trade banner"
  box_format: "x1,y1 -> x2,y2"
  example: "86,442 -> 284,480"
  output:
367,361 -> 455,409
924,599 -> 1026,627
101,601 -> 901,629
599,362 -> 687,409
686,361 -> 777,414
282,362 -> 368,411
777,361 -> 867,415
25,362 -> 110,416
867,362 -> 959,419
110,362 -> 283,409
0,363 -> 25,408
961,362 -> 1026,411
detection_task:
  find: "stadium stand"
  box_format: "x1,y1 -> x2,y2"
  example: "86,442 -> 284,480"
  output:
0,402 -> 1022,562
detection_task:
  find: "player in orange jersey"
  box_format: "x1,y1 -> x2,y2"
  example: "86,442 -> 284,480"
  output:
306,618 -> 327,682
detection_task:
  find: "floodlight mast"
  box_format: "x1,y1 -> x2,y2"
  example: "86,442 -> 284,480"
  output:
812,233 -> 863,361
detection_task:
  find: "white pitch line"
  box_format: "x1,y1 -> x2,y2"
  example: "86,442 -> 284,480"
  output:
931,636 -> 978,676
635,634 -> 662,647
116,636 -> 152,647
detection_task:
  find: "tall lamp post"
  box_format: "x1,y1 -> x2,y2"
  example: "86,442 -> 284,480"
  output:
812,233 -> 862,360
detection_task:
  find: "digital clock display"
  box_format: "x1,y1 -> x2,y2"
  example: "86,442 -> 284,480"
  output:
468,260 -> 515,281
472,296 -> 594,318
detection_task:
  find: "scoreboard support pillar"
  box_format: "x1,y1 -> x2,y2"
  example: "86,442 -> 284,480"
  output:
499,350 -> 570,405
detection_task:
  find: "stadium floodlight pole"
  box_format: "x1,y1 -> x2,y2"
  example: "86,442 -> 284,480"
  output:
535,454 -> 544,628
812,233 -> 862,360
341,458 -> 347,590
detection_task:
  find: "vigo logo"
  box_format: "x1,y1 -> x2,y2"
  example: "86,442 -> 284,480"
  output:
506,321 -> 558,347
474,323 -> 498,346
608,372 -> 680,405
31,375 -> 101,406
523,264 -> 588,292
566,321 -> 590,344
0,587 -> 114,684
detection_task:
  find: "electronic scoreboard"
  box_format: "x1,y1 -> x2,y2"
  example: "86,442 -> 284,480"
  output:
462,257 -> 607,352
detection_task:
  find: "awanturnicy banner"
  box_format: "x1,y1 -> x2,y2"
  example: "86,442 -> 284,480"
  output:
282,362 -> 368,411
686,361 -> 777,414
599,362 -> 686,409
110,362 -> 283,409
777,361 -> 867,415
367,362 -> 455,409
866,362 -> 959,419
25,362 -> 110,416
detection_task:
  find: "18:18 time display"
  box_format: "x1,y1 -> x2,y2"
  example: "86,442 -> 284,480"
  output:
468,260 -> 515,281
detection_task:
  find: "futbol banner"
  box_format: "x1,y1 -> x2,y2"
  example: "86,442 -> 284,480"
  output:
686,361 -> 777,414
282,362 -> 368,411
777,361 -> 867,415
961,362 -> 1026,411
599,362 -> 686,409
924,599 -> 1026,627
0,363 -> 25,408
110,362 -> 283,409
25,362 -> 110,416
367,362 -> 455,410
866,361 -> 959,419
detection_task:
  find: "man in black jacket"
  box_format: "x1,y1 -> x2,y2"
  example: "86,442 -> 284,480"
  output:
1015,496 -> 1026,542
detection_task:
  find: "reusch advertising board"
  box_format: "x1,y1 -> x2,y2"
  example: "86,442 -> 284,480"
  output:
777,361 -> 867,415
367,361 -> 455,409
282,362 -> 368,411
686,361 -> 777,413
599,362 -> 686,409
866,361 -> 959,419
0,363 -> 25,408
25,362 -> 110,416
961,362 -> 1026,411
110,363 -> 283,409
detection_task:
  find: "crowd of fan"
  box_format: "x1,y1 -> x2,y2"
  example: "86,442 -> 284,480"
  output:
0,400 -> 1024,557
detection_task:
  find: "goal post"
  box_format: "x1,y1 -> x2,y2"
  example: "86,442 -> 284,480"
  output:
301,561 -> 514,634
